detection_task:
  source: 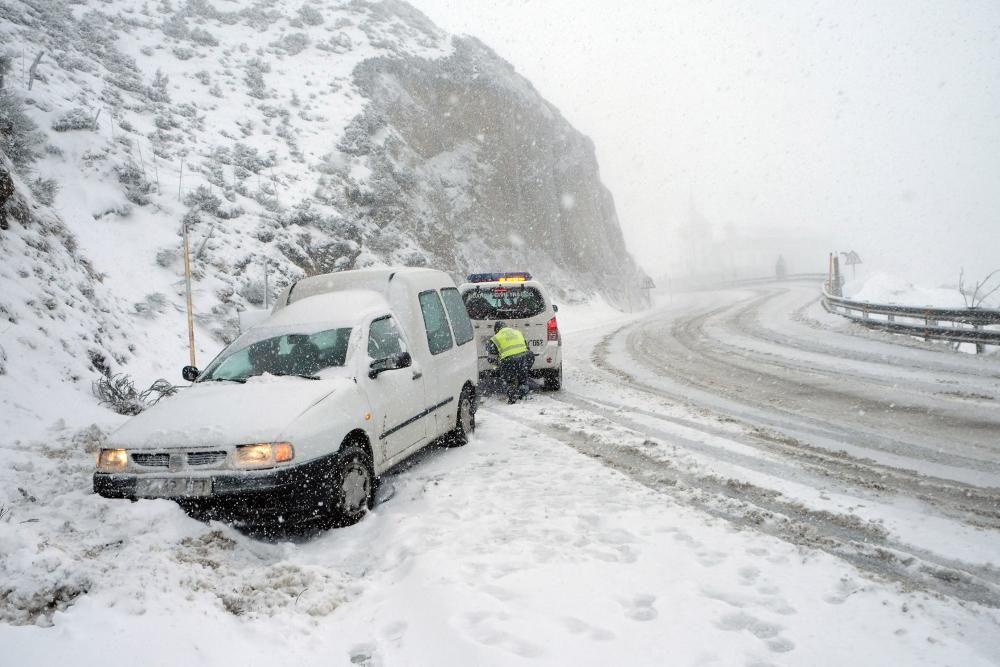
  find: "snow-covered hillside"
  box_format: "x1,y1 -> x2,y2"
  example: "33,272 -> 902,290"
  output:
0,0 -> 644,432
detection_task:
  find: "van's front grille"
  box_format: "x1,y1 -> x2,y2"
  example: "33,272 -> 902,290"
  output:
187,451 -> 227,466
132,453 -> 169,467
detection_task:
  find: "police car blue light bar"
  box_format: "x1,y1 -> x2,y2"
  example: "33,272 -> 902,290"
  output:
466,272 -> 533,283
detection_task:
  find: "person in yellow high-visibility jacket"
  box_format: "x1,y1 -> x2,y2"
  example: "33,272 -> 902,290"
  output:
487,321 -> 535,403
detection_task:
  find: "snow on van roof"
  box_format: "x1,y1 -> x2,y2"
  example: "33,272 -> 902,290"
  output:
264,289 -> 391,327
286,267 -> 447,306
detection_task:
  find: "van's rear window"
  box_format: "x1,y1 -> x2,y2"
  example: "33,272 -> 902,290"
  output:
462,286 -> 546,320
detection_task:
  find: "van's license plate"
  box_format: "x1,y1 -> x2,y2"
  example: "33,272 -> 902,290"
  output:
136,477 -> 211,498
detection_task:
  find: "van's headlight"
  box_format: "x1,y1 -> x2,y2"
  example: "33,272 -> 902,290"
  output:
97,448 -> 128,472
235,442 -> 294,468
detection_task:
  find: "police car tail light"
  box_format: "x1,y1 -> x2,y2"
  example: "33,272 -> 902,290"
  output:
547,317 -> 559,341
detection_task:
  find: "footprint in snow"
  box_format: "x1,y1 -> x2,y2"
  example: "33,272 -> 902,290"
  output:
461,610 -> 545,658
715,612 -> 793,652
622,594 -> 658,621
349,643 -> 379,666
559,616 -> 616,641
696,550 -> 728,567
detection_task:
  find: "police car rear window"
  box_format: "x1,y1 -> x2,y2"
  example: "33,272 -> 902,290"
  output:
462,286 -> 546,320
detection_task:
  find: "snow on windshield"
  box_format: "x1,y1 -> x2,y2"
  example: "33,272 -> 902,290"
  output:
200,327 -> 353,380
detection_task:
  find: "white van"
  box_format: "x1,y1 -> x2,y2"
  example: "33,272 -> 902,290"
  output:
94,268 -> 478,530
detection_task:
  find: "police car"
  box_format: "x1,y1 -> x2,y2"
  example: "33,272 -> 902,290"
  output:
459,272 -> 562,390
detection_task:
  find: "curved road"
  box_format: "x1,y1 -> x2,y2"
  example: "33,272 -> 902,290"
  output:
498,278 -> 1000,606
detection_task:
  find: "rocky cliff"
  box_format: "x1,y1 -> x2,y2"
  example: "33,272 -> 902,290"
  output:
339,31 -> 644,301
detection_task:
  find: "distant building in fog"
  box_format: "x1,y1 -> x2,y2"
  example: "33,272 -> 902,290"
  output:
659,196 -> 830,288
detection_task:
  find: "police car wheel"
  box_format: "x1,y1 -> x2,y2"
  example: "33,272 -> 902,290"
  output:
543,365 -> 562,391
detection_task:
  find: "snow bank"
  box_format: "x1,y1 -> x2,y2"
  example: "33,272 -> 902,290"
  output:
844,272 -> 972,308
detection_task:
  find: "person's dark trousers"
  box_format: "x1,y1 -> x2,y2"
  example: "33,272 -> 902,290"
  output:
499,351 -> 534,402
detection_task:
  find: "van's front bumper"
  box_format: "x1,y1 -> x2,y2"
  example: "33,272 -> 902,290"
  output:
93,452 -> 341,525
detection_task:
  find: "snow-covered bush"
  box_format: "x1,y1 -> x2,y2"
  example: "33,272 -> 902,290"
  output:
52,108 -> 95,132
337,109 -> 385,155
245,68 -> 267,99
402,251 -> 427,267
273,33 -> 309,56
230,142 -> 272,173
298,4 -> 324,26
216,204 -> 244,219
156,247 -> 180,267
147,68 -> 171,104
133,292 -> 169,319
238,278 -> 267,306
162,13 -> 189,40
0,53 -> 13,90
0,93 -> 45,169
189,27 -> 219,47
244,57 -> 271,99
184,185 -> 222,215
113,162 -> 154,205
29,177 -> 59,206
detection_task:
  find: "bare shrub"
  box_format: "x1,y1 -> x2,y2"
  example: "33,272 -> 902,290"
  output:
959,268 -> 1000,308
93,373 -> 178,415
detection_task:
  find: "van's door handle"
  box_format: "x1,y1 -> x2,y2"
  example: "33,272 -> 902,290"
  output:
412,371 -> 423,380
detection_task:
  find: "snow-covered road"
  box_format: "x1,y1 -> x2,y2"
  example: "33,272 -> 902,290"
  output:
3,279 -> 999,666
554,281 -> 1000,606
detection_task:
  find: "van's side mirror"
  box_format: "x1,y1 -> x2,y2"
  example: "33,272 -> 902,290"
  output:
182,366 -> 200,382
368,351 -> 412,379
552,304 -> 559,313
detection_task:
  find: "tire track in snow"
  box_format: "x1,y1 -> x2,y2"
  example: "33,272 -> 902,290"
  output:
495,402 -> 1000,608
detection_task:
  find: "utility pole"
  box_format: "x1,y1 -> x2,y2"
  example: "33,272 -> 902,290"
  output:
263,257 -> 269,310
178,158 -> 185,201
182,221 -> 196,367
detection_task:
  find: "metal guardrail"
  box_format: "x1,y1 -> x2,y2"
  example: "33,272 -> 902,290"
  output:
821,288 -> 1000,352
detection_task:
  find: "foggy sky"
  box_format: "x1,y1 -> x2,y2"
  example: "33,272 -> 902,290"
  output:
408,0 -> 1000,285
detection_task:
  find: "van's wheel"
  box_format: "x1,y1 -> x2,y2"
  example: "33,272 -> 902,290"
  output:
328,443 -> 374,527
444,386 -> 475,447
544,365 -> 563,391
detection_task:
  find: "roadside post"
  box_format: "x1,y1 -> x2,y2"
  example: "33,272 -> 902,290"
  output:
182,221 -> 196,367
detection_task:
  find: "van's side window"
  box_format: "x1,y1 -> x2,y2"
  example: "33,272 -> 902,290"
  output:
418,290 -> 454,355
368,316 -> 407,360
441,287 -> 474,345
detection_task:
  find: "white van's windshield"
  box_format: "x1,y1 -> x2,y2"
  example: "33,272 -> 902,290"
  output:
199,327 -> 353,381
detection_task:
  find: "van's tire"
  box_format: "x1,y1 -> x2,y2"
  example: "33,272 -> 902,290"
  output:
543,365 -> 563,391
443,386 -> 475,447
327,443 -> 374,527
